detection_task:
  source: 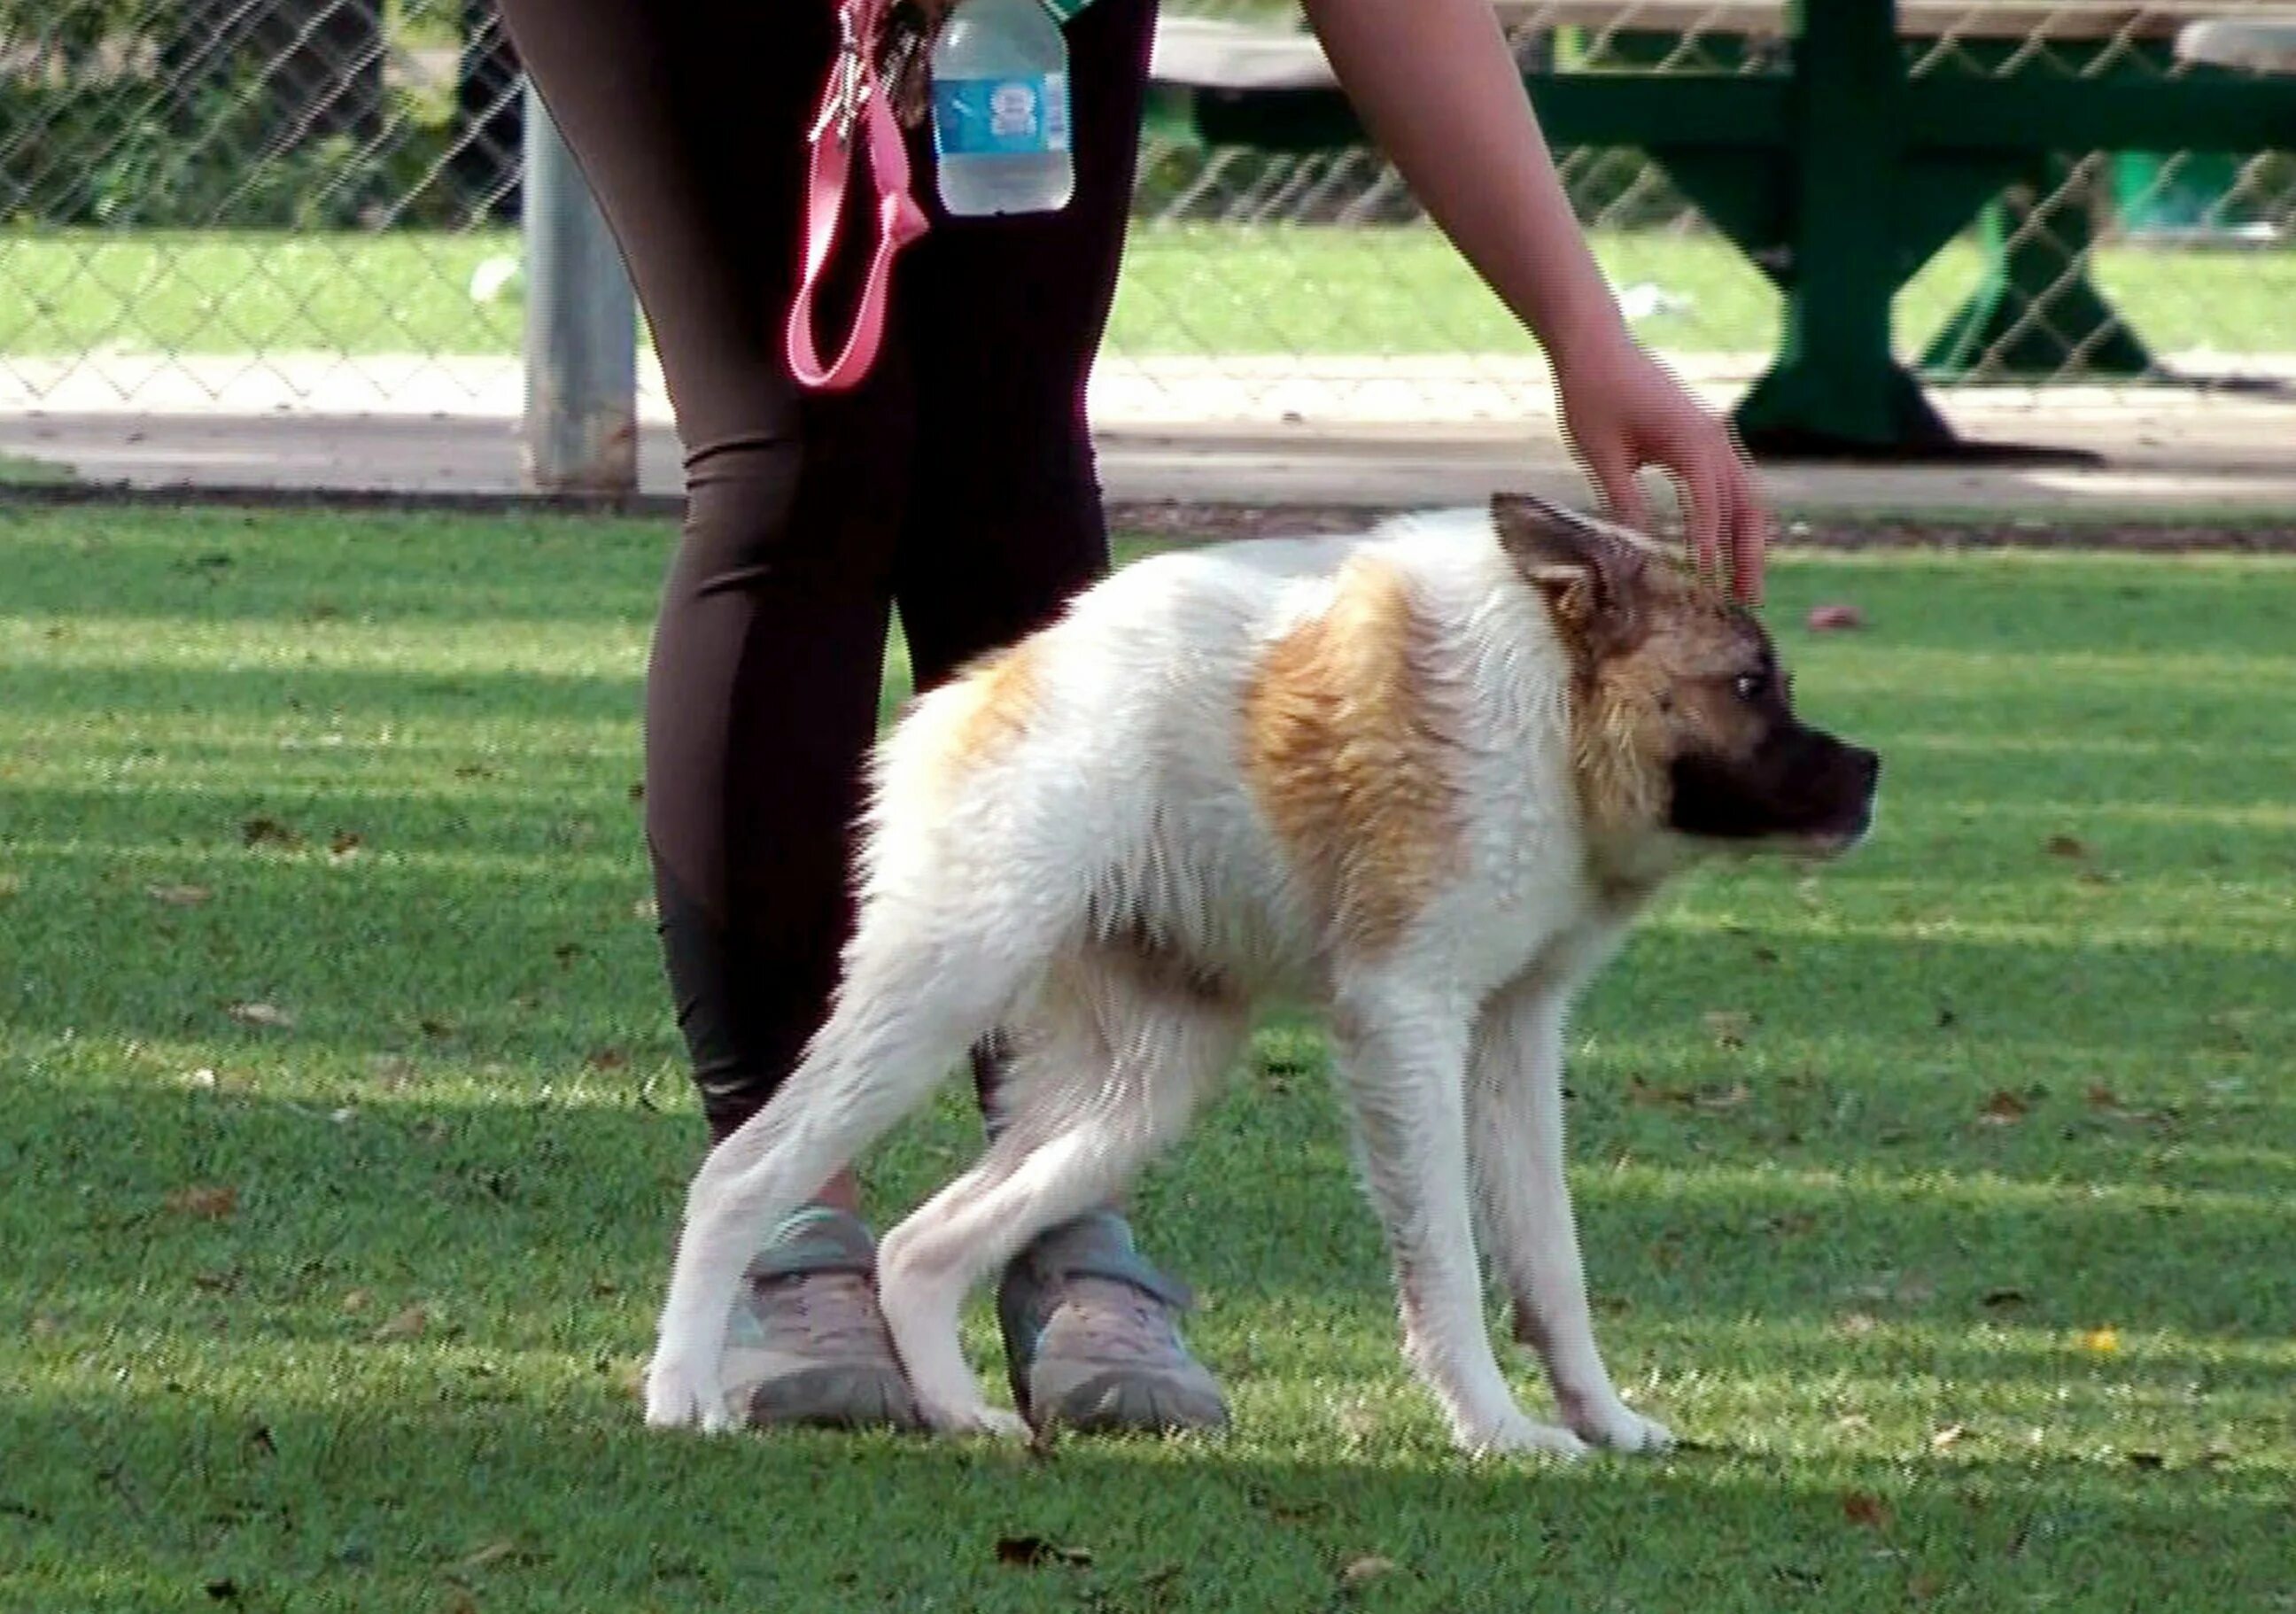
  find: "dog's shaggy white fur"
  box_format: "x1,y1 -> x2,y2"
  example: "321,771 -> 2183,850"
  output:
642,495 -> 1876,1455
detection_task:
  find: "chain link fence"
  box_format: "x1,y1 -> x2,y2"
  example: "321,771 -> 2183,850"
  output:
2,0 -> 2292,436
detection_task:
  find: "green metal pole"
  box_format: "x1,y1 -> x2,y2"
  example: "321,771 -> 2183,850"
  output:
1734,0 -> 1957,454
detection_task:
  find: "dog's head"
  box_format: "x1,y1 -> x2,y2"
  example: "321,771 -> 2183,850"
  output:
1492,493 -> 1880,866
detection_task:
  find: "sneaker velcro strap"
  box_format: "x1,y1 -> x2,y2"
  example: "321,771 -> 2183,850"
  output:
746,1207 -> 878,1282
1025,1211 -> 1196,1313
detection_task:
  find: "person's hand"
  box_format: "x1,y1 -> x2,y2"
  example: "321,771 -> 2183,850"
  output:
1552,330 -> 1769,603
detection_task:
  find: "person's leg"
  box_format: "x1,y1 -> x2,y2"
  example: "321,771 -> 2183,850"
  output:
889,0 -> 1225,1434
496,0 -> 916,1425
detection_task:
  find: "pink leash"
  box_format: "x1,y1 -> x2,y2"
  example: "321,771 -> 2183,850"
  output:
787,0 -> 931,391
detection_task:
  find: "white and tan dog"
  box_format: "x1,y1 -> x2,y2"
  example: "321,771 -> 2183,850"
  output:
644,493 -> 1879,1456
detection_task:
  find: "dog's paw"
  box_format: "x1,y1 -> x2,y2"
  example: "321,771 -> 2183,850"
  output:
921,1401 -> 1032,1441
644,1353 -> 733,1432
1459,1414 -> 1588,1461
1566,1397 -> 1674,1455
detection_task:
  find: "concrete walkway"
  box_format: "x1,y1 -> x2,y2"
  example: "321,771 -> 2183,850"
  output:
4,352 -> 2292,516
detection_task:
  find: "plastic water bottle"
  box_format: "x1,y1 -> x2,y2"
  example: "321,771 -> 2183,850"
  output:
928,0 -> 1075,216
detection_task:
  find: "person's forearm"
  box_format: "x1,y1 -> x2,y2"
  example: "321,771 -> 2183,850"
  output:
1297,0 -> 1626,369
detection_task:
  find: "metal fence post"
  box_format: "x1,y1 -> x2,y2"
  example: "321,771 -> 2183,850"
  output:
522,81 -> 637,495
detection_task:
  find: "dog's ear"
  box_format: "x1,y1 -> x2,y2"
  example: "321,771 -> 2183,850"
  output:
1490,493 -> 1652,656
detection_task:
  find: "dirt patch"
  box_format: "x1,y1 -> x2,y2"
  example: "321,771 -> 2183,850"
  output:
5,483 -> 2291,553
1106,500 -> 2296,554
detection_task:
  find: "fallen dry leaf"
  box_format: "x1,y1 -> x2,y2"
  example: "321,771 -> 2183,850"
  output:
452,1539 -> 521,1574
1841,1491 -> 1892,1529
994,1536 -> 1092,1569
368,1055 -> 417,1090
1978,1090 -> 2028,1125
2083,1085 -> 2176,1126
166,1184 -> 238,1220
1628,1076 -> 1748,1112
1929,1423 -> 1967,1451
2044,834 -> 2089,860
226,1001 -> 294,1030
148,883 -> 214,906
342,1289 -> 372,1314
1339,1556 -> 1399,1587
585,1047 -> 629,1072
1703,1009 -> 1753,1048
1806,603 -> 1866,632
2080,1325 -> 2121,1355
328,831 -> 363,861
370,1306 -> 429,1343
241,816 -> 301,849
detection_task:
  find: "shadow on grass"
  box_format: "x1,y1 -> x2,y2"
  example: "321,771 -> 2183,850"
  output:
10,1048 -> 2292,1365
4,663 -> 643,726
2,1363 -> 2287,1614
1,507 -> 669,630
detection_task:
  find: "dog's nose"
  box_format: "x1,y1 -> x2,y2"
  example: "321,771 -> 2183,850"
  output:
1850,748 -> 1881,791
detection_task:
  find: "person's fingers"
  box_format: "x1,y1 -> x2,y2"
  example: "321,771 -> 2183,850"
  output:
1583,439 -> 1652,533
1726,456 -> 1770,605
1678,439 -> 1726,588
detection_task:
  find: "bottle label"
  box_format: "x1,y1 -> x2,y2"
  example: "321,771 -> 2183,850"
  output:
931,72 -> 1071,156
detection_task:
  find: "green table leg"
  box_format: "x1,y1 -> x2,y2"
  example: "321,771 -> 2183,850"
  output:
1730,0 -> 1963,454
1919,156 -> 2154,381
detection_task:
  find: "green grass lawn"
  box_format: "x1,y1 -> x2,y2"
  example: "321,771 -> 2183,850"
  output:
3,506 -> 2292,1612
4,224 -> 2292,362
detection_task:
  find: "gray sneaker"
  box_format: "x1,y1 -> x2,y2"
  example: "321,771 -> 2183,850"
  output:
997,1211 -> 1229,1435
724,1207 -> 923,1432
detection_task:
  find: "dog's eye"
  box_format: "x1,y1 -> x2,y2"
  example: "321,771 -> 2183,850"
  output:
1733,671 -> 1765,702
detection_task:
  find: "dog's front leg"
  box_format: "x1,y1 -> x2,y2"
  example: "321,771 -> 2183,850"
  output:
1332,982 -> 1586,1459
1468,977 -> 1672,1454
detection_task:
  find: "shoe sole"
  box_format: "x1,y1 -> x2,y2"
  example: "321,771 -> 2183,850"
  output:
1024,1364 -> 1229,1436
743,1364 -> 925,1432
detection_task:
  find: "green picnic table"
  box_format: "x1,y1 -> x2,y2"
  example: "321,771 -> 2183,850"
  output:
1147,3 -> 2296,459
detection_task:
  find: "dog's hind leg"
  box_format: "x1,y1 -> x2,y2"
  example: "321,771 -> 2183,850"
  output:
644,916 -> 1040,1432
1330,976 -> 1587,1460
876,951 -> 1246,1437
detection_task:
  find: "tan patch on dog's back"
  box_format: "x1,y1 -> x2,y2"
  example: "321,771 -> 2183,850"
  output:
1243,558 -> 1456,957
919,639 -> 1044,797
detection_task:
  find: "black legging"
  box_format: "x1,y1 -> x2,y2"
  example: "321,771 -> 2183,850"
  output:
493,0 -> 1159,1142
